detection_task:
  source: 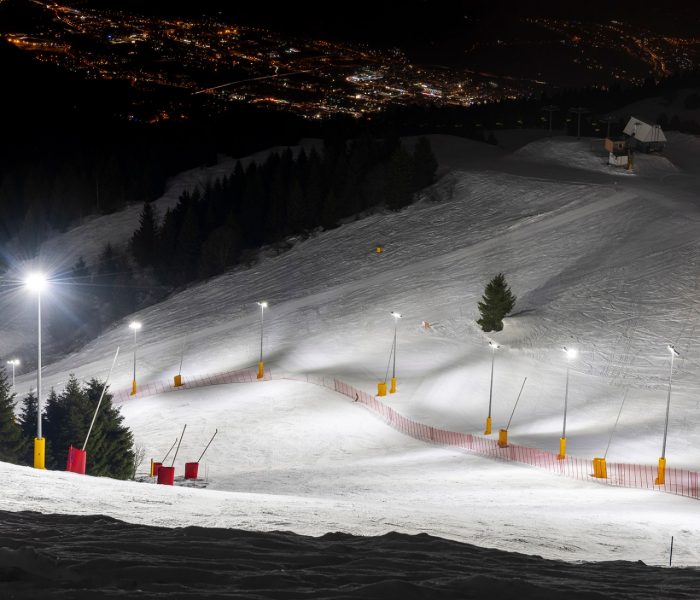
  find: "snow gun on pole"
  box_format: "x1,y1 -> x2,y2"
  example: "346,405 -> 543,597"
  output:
174,335 -> 187,387
82,346 -> 120,452
594,388 -> 629,480
499,377 -> 526,448
185,429 -> 218,480
171,424 -> 187,467
197,429 -> 218,463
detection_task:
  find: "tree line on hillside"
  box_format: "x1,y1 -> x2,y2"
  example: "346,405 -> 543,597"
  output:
0,369 -> 136,479
129,135 -> 438,285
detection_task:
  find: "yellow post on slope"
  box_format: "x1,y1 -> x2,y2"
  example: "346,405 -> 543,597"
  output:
498,428 -> 508,448
592,457 -> 607,479
131,379 -> 137,396
150,458 -> 154,477
34,437 -> 45,469
484,416 -> 492,435
173,374 -> 183,387
389,377 -> 397,394
257,361 -> 264,380
655,457 -> 666,485
377,382 -> 387,396
558,437 -> 567,460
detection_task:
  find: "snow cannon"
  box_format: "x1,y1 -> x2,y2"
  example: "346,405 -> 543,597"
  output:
66,445 -> 87,475
592,457 -> 607,479
184,463 -> 199,480
34,437 -> 45,470
375,246 -> 383,254
185,429 -> 218,481
157,466 -> 175,485
655,457 -> 666,486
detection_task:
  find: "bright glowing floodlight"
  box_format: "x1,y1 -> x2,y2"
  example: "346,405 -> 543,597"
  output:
25,272 -> 47,293
6,359 -> 19,366
391,311 -> 402,319
257,301 -> 268,308
667,344 -> 680,357
489,341 -> 500,350
563,346 -> 577,359
129,321 -> 142,331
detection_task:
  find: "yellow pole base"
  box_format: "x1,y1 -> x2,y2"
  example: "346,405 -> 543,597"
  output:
257,361 -> 264,380
484,416 -> 492,435
592,457 -> 607,479
131,379 -> 137,396
174,374 -> 183,387
655,457 -> 666,485
498,428 -> 508,448
557,437 -> 566,460
149,458 -> 154,477
33,437 -> 45,469
377,382 -> 387,396
389,377 -> 397,394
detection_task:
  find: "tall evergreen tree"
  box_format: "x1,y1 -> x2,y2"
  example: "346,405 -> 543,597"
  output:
385,146 -> 414,211
477,273 -> 516,332
18,390 -> 42,466
131,201 -> 158,267
83,379 -> 135,480
411,137 -> 438,190
0,368 -> 27,464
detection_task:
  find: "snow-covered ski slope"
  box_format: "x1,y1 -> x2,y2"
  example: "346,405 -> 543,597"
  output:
5,131 -> 700,564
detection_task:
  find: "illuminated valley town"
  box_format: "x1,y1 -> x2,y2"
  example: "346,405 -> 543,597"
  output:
6,1 -> 700,122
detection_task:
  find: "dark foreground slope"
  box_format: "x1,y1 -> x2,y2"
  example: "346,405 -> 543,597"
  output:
0,510 -> 698,599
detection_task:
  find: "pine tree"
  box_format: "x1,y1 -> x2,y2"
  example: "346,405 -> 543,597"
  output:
411,137 -> 438,191
83,379 -> 135,480
44,378 -> 84,469
43,376 -> 136,479
385,146 -> 414,211
477,273 -> 516,332
0,367 -> 27,464
131,202 -> 158,267
18,391 -> 42,465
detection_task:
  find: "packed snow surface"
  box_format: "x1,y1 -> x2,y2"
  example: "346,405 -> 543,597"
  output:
4,133 -> 700,566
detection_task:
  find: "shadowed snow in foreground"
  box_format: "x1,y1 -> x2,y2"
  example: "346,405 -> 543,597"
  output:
0,510 -> 698,599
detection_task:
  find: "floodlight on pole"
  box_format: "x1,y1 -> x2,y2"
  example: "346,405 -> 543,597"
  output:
485,341 -> 499,435
257,302 -> 268,379
559,346 -> 577,459
656,344 -> 679,485
6,359 -> 19,394
129,321 -> 142,395
25,272 -> 47,469
389,312 -> 401,393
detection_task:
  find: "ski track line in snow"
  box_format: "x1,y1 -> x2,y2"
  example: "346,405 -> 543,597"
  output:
114,364 -> 700,503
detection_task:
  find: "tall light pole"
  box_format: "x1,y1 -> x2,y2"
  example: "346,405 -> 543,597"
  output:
257,301 -> 268,379
485,341 -> 499,435
6,359 -> 19,394
25,272 -> 47,469
656,344 -> 679,485
129,321 -> 142,395
389,311 -> 401,393
559,346 -> 577,459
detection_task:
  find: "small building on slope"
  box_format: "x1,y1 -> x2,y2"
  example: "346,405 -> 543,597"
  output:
623,117 -> 666,153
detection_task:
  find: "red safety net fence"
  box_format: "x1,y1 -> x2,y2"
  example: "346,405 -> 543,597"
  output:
283,373 -> 700,501
112,367 -> 269,404
113,366 -> 699,500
